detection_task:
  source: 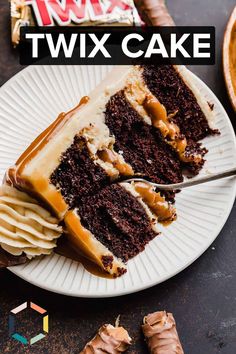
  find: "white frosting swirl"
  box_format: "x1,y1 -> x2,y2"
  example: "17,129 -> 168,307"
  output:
0,185 -> 62,258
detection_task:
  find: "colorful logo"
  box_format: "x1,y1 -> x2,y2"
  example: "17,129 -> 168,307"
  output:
9,302 -> 49,345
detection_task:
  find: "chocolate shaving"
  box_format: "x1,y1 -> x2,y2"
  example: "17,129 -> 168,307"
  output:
142,311 -> 184,354
0,247 -> 27,268
80,324 -> 131,353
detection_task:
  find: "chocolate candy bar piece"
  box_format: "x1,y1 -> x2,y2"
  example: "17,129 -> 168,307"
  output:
80,324 -> 131,353
10,0 -> 141,47
134,0 -> 175,26
142,311 -> 184,354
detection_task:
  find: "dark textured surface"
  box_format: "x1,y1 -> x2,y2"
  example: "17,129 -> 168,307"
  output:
0,0 -> 236,353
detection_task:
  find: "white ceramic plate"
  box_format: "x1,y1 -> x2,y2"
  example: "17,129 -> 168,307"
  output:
0,65 -> 235,298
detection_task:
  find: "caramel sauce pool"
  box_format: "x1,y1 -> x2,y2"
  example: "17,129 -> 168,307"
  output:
56,237 -> 113,279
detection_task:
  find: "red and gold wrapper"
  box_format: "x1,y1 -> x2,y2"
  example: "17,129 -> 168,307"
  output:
10,0 -> 141,46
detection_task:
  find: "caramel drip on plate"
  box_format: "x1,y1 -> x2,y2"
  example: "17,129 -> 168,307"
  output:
134,182 -> 176,224
64,211 -> 126,278
56,237 -> 114,279
98,148 -> 134,176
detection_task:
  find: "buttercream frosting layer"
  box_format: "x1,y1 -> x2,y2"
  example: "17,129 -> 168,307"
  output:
0,185 -> 62,258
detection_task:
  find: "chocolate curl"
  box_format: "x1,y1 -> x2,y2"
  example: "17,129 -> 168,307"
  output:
80,324 -> 131,353
134,0 -> 175,26
142,311 -> 184,354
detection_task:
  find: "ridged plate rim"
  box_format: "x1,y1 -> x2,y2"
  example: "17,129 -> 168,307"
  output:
0,65 -> 235,298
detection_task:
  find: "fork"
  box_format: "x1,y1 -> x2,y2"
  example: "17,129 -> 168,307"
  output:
123,167 -> 236,191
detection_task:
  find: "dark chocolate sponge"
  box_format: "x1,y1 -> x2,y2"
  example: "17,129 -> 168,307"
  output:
142,65 -> 218,141
78,184 -> 157,262
50,136 -> 109,209
105,90 -> 183,185
49,65 -> 220,265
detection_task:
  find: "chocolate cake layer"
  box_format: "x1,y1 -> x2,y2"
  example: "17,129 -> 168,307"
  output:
184,140 -> 208,175
142,65 -> 217,141
50,136 -> 109,209
77,184 -> 157,262
105,91 -> 183,185
0,246 -> 27,268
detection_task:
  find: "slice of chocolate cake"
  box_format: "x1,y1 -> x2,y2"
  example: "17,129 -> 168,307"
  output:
105,65 -> 217,179
65,182 -> 176,276
105,90 -> 183,185
3,65 -> 218,276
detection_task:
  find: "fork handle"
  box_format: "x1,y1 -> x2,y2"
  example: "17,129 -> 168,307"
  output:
156,166 -> 236,190
123,167 -> 236,190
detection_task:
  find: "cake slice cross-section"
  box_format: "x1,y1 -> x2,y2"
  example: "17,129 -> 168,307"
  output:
65,182 -> 176,276
3,65 -> 219,276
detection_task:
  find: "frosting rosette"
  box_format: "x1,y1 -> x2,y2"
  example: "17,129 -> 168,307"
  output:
0,185 -> 62,258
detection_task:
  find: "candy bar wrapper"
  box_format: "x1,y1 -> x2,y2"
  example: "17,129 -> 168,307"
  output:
10,0 -> 142,47
80,324 -> 131,353
142,311 -> 184,354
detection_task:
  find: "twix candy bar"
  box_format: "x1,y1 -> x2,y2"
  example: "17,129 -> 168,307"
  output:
142,311 -> 184,354
80,324 -> 132,353
10,0 -> 141,47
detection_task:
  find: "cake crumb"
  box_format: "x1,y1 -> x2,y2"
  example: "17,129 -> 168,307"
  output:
207,101 -> 214,111
101,255 -> 114,269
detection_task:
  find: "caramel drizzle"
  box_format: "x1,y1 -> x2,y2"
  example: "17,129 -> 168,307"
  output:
143,94 -> 202,164
134,182 -> 176,223
98,148 -> 134,176
64,211 -> 126,278
7,96 -> 89,187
